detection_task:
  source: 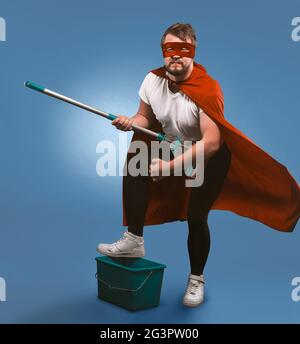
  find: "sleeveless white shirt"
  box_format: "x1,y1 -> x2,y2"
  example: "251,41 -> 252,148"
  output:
138,72 -> 203,142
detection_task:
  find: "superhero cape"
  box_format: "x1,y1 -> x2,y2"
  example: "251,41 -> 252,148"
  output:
122,62 -> 300,232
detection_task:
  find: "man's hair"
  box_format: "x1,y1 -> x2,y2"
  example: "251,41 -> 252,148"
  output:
160,23 -> 197,48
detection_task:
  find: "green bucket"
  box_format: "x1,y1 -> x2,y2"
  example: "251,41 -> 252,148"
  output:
95,256 -> 167,311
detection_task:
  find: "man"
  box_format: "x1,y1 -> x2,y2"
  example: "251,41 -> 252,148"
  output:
97,23 -> 232,307
97,23 -> 300,308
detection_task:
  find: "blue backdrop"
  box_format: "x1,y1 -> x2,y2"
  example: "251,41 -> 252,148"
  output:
0,0 -> 299,323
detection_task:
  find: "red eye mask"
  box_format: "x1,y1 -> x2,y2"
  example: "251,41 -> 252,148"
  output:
162,42 -> 195,58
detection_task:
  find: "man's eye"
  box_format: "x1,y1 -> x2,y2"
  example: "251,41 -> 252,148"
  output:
181,48 -> 189,51
166,48 -> 174,51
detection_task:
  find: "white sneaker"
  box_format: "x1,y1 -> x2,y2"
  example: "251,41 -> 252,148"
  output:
182,273 -> 205,307
96,231 -> 145,258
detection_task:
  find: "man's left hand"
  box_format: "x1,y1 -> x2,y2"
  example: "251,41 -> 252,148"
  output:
149,158 -> 171,182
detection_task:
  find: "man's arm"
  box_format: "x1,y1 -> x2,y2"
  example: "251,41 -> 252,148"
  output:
111,99 -> 155,131
131,99 -> 155,128
170,111 -> 224,172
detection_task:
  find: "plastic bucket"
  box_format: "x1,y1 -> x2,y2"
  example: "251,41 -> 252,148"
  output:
95,256 -> 167,311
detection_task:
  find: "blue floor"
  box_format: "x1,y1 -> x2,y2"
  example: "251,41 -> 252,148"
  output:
0,202 -> 299,324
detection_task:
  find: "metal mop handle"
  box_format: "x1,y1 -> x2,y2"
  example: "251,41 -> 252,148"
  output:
24,81 -> 167,142
24,81 -> 195,176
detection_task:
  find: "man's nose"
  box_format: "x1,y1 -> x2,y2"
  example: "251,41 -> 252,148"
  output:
171,54 -> 182,60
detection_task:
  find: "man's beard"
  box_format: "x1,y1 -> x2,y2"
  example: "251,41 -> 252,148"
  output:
165,61 -> 189,76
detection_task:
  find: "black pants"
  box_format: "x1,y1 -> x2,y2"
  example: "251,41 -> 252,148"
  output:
123,142 -> 232,276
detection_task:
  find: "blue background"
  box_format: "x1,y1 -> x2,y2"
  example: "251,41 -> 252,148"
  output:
0,0 -> 299,323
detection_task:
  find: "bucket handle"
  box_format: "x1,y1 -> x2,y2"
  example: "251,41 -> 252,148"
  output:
95,270 -> 153,292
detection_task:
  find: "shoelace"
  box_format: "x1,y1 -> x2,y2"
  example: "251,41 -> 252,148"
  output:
113,234 -> 129,247
188,280 -> 203,295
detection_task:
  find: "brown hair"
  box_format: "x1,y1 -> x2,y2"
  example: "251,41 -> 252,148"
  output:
160,23 -> 197,48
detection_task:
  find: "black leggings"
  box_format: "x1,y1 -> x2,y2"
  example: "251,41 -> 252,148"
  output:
123,142 -> 232,276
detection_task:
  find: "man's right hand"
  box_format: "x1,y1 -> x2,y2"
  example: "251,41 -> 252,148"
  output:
111,115 -> 134,131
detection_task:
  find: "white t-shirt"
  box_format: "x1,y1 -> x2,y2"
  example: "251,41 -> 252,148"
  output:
138,72 -> 203,142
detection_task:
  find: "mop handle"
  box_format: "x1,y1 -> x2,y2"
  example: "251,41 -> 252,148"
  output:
24,81 -> 196,177
24,81 -> 167,142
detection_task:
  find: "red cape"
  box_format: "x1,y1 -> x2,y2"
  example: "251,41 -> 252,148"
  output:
122,62 -> 300,232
